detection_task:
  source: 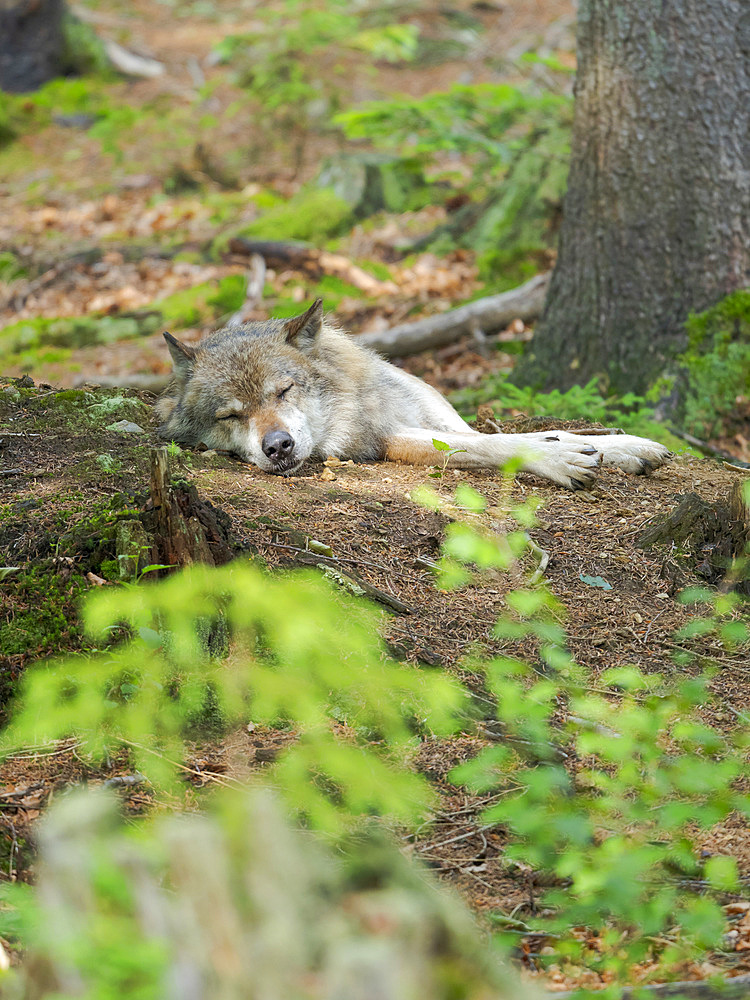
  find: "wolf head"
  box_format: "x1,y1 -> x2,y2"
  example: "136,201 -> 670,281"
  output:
156,299 -> 326,475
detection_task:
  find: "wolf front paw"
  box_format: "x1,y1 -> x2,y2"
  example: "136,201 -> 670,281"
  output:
522,437 -> 603,490
594,435 -> 672,475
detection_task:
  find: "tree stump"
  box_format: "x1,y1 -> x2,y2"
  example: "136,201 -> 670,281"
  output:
141,447 -> 236,570
0,0 -> 64,92
636,481 -> 750,590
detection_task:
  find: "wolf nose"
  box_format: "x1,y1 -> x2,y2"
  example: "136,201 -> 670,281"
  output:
262,429 -> 295,462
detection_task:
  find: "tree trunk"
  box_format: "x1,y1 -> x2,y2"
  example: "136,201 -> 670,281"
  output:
514,0 -> 750,395
0,0 -> 64,92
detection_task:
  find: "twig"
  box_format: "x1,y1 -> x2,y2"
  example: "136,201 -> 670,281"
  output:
4,739 -> 83,759
418,823 -> 493,853
260,539 -> 407,578
6,819 -> 18,880
643,608 -> 666,643
668,425 -> 750,468
117,739 -> 242,790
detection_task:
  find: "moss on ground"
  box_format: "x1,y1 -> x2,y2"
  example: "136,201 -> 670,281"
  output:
0,567 -> 89,659
211,187 -> 352,257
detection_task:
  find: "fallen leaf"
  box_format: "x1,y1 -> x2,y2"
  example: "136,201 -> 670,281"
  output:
580,574 -> 613,590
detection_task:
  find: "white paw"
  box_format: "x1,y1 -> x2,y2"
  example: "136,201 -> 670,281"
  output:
589,434 -> 672,474
521,436 -> 602,490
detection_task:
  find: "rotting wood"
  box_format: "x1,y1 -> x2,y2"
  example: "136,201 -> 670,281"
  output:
355,272 -> 550,358
141,446 -> 236,570
636,481 -> 750,590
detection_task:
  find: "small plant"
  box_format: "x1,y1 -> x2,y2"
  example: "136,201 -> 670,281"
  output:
416,479 -> 750,984
428,437 -> 467,478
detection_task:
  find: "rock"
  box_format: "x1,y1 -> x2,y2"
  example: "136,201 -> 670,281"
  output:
106,420 -> 144,434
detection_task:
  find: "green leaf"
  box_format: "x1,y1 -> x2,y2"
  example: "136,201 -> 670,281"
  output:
580,574 -> 612,590
704,855 -> 739,891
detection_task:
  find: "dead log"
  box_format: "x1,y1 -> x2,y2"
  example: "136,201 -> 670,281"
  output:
228,238 -> 397,297
667,425 -> 750,469
557,972 -> 750,1000
141,447 -> 236,570
355,272 -> 550,357
636,480 -> 750,590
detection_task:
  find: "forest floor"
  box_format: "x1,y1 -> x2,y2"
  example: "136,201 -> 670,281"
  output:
1,376 -> 749,992
3,0 -> 750,992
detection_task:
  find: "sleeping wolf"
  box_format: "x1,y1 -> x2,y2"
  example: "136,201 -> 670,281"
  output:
156,299 -> 670,489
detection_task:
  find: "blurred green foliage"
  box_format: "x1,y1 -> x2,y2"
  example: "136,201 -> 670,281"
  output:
422,481 -> 750,982
1,561 -> 463,828
666,289 -> 750,440
339,82 -> 572,285
214,0 -> 419,149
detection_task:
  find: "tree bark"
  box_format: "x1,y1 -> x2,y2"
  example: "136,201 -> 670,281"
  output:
514,0 -> 750,395
0,0 -> 64,92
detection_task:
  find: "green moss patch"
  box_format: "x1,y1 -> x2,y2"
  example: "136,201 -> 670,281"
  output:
0,568 -> 88,660
668,290 -> 750,440
211,187 -> 352,257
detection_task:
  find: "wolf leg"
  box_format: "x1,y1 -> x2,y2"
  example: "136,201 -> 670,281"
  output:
517,430 -> 672,475
383,428 -> 602,490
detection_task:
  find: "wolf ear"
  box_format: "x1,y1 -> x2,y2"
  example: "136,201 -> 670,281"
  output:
283,298 -> 323,350
163,331 -> 197,380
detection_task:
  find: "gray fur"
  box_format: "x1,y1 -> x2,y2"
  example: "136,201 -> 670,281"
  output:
157,303 -> 672,488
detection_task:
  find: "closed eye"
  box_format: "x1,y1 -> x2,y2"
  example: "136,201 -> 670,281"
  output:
277,382 -> 294,399
216,412 -> 242,421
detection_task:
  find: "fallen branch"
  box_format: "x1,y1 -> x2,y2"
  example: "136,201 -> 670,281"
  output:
355,272 -> 550,357
668,425 -> 750,468
104,40 -> 165,79
226,253 -> 266,327
556,972 -> 750,1000
228,238 -> 397,297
